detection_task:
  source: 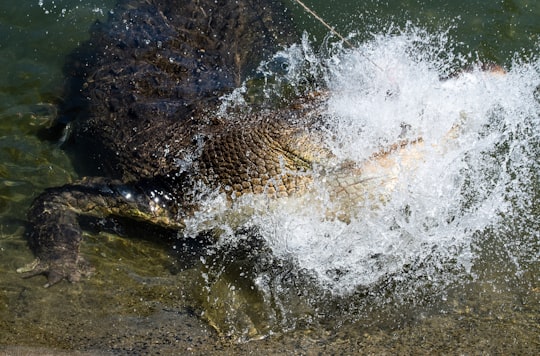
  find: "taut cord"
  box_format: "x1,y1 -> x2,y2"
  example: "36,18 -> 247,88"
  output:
293,0 -> 353,48
292,0 -> 389,78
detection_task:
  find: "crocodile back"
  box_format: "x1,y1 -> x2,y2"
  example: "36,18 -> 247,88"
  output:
61,0 -> 297,180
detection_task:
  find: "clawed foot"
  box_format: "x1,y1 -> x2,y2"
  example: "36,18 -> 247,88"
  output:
17,256 -> 94,288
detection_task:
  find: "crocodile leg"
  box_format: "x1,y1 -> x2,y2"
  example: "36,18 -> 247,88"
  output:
19,177 -> 184,287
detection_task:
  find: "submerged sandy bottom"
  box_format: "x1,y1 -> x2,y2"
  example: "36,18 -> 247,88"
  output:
2,228 -> 539,354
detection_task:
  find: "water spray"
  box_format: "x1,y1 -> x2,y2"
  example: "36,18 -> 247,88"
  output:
292,0 -> 402,97
292,0 -> 384,73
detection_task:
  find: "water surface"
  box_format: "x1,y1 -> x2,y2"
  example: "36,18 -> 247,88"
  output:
1,0 -> 539,354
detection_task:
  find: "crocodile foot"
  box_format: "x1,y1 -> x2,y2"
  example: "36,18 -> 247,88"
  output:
17,256 -> 93,288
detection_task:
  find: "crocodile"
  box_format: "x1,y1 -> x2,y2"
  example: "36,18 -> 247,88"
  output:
19,0 -> 462,287
18,0 -> 321,285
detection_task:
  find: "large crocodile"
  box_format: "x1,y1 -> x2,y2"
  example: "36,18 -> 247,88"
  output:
19,0 -> 450,287
17,0 -> 316,285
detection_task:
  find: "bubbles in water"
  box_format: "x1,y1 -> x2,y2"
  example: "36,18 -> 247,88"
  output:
38,0 -> 107,18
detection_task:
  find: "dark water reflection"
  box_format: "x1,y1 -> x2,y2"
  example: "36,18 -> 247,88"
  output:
1,0 -> 539,354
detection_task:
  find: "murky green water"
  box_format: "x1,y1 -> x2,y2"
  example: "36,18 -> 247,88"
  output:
1,0 -> 539,354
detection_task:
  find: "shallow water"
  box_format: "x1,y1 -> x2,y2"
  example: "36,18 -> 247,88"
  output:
1,0 -> 539,354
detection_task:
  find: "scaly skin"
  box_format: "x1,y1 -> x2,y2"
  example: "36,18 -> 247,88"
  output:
21,0 -> 305,286
21,0 -> 435,287
19,177 -> 185,286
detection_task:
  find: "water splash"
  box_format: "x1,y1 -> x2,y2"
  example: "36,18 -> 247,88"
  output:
191,26 -> 539,337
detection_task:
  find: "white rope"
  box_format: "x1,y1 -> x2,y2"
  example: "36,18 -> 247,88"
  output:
292,0 -> 384,72
293,0 -> 353,47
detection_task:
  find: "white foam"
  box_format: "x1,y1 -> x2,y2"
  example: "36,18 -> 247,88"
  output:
203,27 -> 540,295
